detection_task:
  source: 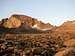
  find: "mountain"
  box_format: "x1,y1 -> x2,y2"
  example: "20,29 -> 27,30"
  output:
51,20 -> 75,43
55,20 -> 75,32
3,14 -> 53,29
0,14 -> 53,34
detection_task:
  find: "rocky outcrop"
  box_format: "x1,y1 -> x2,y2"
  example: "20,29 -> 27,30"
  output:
3,16 -> 21,28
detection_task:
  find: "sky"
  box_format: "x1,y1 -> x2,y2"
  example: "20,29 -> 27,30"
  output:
0,0 -> 75,26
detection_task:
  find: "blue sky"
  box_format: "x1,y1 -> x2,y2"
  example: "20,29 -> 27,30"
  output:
0,0 -> 75,26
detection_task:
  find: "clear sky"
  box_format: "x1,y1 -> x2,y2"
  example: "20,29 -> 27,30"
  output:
0,0 -> 75,26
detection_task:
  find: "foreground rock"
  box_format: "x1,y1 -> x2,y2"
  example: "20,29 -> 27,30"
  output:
55,47 -> 75,56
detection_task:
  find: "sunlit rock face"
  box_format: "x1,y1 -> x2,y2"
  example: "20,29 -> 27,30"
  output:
3,16 -> 21,28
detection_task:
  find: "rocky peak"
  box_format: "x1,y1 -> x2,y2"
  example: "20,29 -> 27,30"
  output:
1,14 -> 53,31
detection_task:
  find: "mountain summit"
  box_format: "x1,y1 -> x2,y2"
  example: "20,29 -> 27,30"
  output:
0,14 -> 53,34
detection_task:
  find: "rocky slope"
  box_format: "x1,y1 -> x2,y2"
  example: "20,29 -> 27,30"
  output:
51,20 -> 75,40
55,20 -> 75,32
